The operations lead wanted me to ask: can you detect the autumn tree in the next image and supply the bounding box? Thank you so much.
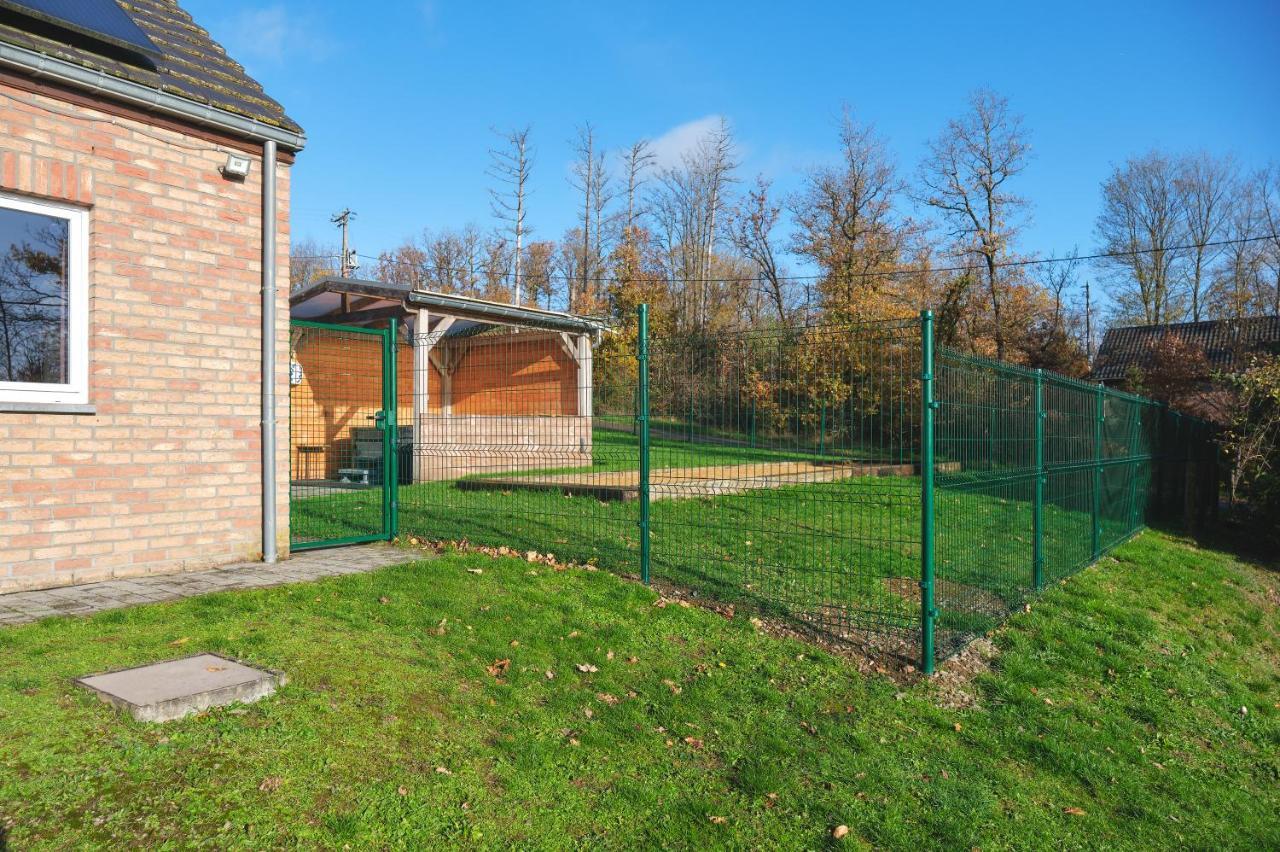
[920,89,1031,360]
[728,176,791,323]
[790,108,911,321]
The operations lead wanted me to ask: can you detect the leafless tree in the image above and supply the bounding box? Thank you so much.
[649,118,738,330]
[621,139,656,243]
[728,175,790,323]
[1094,150,1187,325]
[919,90,1030,360]
[1257,164,1280,315]
[290,237,339,292]
[1176,151,1237,321]
[488,125,534,304]
[1036,246,1081,331]
[568,124,614,312]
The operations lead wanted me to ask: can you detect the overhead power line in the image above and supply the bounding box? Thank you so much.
[290,232,1279,286]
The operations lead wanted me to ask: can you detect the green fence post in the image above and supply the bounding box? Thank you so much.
[920,310,937,675]
[384,318,399,540]
[1033,369,1045,591]
[637,304,652,585]
[819,404,826,457]
[1092,383,1103,560]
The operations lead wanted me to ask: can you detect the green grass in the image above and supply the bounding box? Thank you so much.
[1,531,1276,848]
[295,427,1144,640]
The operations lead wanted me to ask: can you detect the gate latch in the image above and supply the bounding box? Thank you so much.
[372,410,388,431]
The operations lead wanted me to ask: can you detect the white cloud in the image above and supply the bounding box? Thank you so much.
[648,115,726,171]
[221,4,333,65]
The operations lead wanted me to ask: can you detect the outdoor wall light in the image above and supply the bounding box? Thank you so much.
[221,153,252,180]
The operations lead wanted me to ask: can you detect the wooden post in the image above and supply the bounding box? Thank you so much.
[413,309,432,483]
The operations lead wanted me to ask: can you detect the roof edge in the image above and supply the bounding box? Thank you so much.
[407,288,607,334]
[0,40,305,151]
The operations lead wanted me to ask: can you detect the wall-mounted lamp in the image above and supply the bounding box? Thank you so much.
[221,153,252,181]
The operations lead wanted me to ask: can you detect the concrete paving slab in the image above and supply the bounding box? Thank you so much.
[76,653,286,723]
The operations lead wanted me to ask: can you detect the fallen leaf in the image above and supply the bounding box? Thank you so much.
[486,659,511,677]
[509,640,520,648]
[1063,806,1086,816]
[545,670,555,680]
[378,596,390,605]
[397,785,408,796]
[596,693,620,705]
[953,723,962,732]
[627,656,639,665]
[708,815,727,825]
[258,776,282,792]
[435,766,452,775]
[833,824,850,839]
[683,736,704,749]
[575,663,599,673]
[205,666,227,673]
[168,637,190,646]
[583,707,594,719]
[662,679,682,695]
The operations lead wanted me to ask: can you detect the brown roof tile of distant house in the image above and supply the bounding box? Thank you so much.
[1091,316,1280,382]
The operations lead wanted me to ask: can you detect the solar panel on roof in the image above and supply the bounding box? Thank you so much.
[0,0,160,58]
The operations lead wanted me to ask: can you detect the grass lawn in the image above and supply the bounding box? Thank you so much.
[295,425,1143,640]
[1,530,1276,848]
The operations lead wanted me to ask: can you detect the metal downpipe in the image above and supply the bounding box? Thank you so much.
[261,139,278,563]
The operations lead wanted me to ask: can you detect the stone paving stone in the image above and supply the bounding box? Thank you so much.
[0,545,416,627]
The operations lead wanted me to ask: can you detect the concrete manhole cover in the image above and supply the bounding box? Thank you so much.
[76,653,286,722]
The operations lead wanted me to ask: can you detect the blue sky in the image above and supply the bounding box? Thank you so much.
[187,0,1280,278]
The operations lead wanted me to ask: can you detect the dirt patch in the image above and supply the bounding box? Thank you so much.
[928,637,1000,709]
[883,576,1008,618]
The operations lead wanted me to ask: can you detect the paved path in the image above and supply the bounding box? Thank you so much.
[459,460,959,502]
[0,545,414,627]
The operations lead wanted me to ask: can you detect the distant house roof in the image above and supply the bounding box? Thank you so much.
[0,0,302,139]
[1092,316,1280,382]
[290,277,609,337]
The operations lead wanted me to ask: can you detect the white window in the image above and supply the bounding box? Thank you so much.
[0,192,89,406]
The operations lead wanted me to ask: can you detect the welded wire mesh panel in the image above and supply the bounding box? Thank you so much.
[394,323,639,569]
[288,323,389,548]
[644,319,923,641]
[933,352,1039,647]
[931,347,1219,657]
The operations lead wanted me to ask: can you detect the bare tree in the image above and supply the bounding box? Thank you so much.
[621,139,656,243]
[568,124,614,312]
[1212,178,1267,318]
[1094,150,1187,325]
[1176,151,1236,321]
[290,237,339,292]
[649,118,738,330]
[791,107,906,313]
[920,90,1030,360]
[729,176,790,323]
[1257,164,1280,315]
[488,125,534,304]
[1036,247,1081,331]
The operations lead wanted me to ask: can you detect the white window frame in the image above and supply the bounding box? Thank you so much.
[0,192,89,406]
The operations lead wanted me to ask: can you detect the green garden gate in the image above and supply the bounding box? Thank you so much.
[288,319,399,550]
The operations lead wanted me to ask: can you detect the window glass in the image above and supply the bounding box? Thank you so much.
[0,204,71,383]
[0,206,71,385]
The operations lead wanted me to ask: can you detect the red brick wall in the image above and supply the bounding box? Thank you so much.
[0,79,292,592]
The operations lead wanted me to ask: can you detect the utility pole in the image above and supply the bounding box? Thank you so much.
[331,208,357,278]
[1083,278,1094,364]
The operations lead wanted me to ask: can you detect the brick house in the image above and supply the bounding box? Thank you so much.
[0,1,303,591]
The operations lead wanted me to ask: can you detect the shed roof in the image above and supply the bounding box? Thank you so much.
[0,0,301,137]
[1092,316,1280,382]
[290,277,608,337]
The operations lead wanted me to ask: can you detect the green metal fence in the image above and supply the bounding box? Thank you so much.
[291,307,1219,671]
